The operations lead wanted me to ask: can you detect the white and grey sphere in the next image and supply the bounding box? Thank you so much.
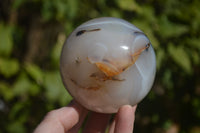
[60,17,156,113]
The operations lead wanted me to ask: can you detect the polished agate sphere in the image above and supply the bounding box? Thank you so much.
[60,17,156,113]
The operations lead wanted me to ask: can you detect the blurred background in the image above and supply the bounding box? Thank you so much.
[0,0,200,132]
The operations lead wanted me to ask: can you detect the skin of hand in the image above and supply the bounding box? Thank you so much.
[33,100,137,133]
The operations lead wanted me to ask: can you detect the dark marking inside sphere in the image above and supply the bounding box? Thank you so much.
[89,28,101,32]
[75,57,81,64]
[84,86,100,91]
[70,78,79,86]
[111,77,125,81]
[76,28,101,36]
[90,72,125,82]
[76,30,86,36]
[145,43,151,51]
[102,59,110,63]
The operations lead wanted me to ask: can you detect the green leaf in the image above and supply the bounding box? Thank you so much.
[116,0,141,12]
[162,69,173,89]
[156,48,165,70]
[0,82,14,101]
[152,114,159,123]
[44,71,72,105]
[51,33,66,67]
[12,0,26,9]
[108,9,122,18]
[7,121,26,133]
[56,0,78,20]
[29,83,40,96]
[191,51,199,65]
[168,43,192,74]
[0,23,13,56]
[41,1,54,21]
[158,16,189,38]
[163,120,173,130]
[25,63,43,84]
[138,6,156,23]
[185,38,200,65]
[67,0,78,19]
[12,73,32,96]
[42,0,79,21]
[185,38,200,50]
[0,58,19,78]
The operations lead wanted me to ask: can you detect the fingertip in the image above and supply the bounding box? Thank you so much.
[119,105,133,112]
[113,105,136,133]
[132,105,137,113]
[118,105,136,116]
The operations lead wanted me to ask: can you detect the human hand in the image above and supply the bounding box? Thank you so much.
[33,100,137,133]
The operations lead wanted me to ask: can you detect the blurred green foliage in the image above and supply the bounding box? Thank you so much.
[0,0,200,132]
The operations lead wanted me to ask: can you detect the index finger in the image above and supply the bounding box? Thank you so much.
[109,105,137,133]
